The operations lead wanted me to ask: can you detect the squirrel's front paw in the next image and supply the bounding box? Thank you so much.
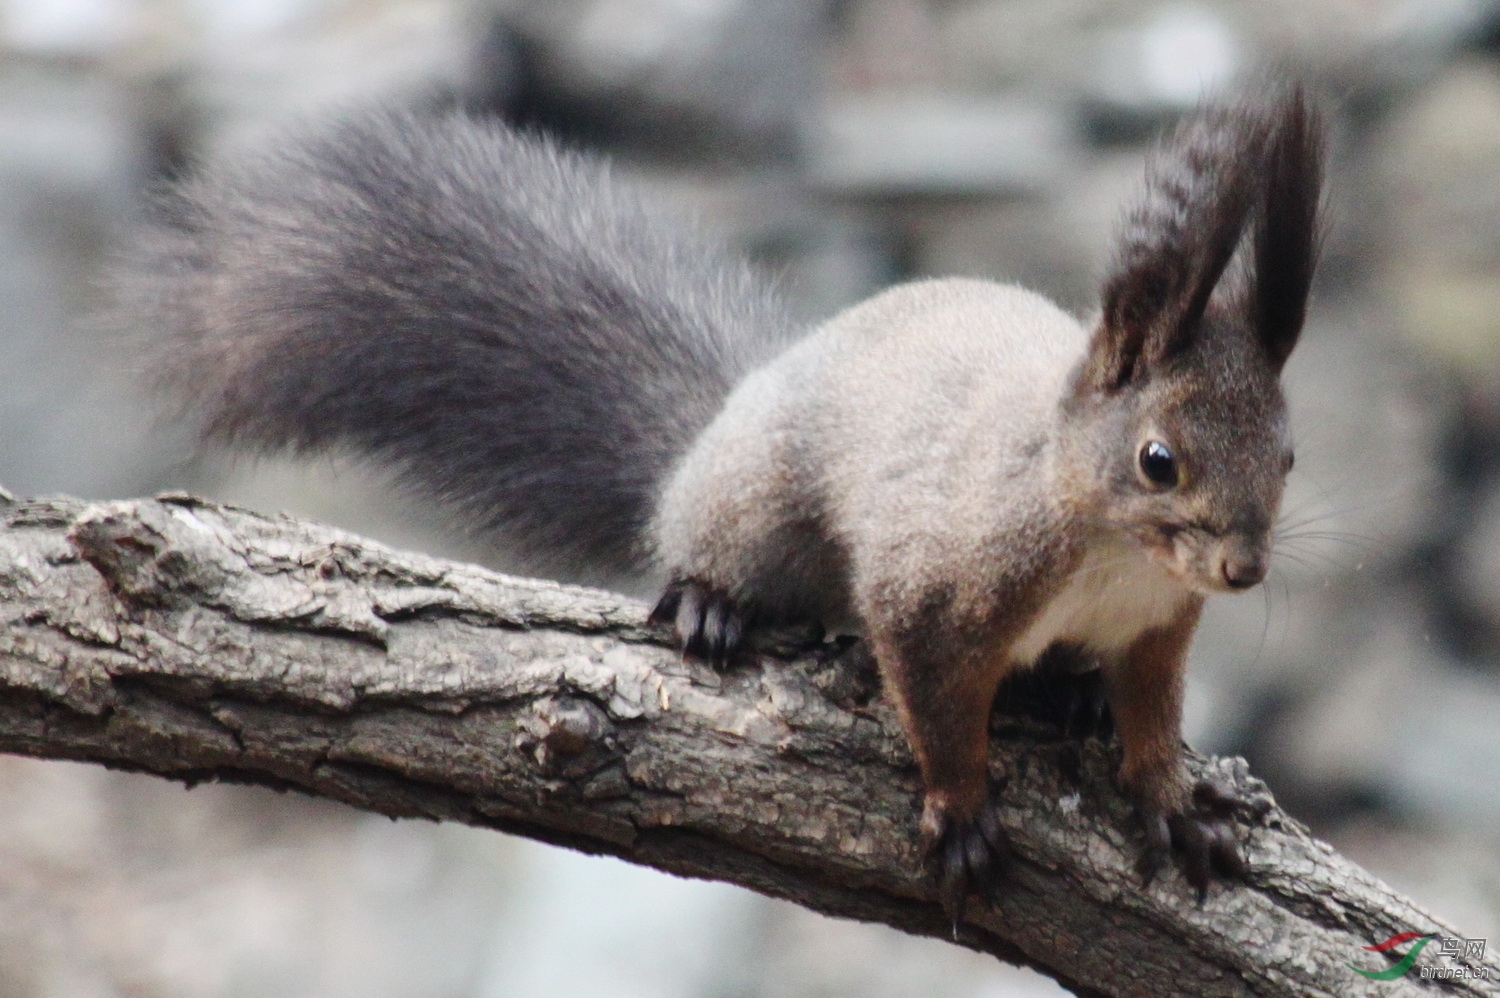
[922,793,1013,932]
[649,578,754,669]
[1135,778,1249,904]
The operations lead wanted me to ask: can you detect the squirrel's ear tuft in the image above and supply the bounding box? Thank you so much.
[1082,92,1303,394]
[1253,84,1325,373]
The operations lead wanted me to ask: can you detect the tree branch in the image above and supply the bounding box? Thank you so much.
[0,493,1492,997]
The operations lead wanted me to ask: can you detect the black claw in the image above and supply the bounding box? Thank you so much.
[1137,777,1252,902]
[674,584,706,656]
[1169,814,1211,903]
[647,579,685,625]
[1209,827,1247,880]
[653,578,755,669]
[720,611,744,664]
[1066,697,1085,737]
[977,806,1006,853]
[1093,696,1115,742]
[927,800,1014,933]
[963,831,991,882]
[1137,813,1172,887]
[701,595,728,664]
[939,834,969,930]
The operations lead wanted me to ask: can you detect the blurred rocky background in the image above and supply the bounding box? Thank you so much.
[2,0,1499,995]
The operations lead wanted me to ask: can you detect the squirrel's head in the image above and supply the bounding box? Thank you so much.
[1060,84,1324,595]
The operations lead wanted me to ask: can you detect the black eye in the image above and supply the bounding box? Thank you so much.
[1139,440,1179,488]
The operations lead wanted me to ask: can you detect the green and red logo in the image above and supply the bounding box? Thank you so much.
[1349,932,1436,980]
[1351,932,1492,982]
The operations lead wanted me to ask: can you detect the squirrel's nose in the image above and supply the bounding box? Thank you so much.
[1220,549,1268,589]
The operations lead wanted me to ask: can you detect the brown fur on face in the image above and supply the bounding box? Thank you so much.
[1058,310,1296,595]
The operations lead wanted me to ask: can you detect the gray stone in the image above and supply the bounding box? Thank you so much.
[805,92,1075,196]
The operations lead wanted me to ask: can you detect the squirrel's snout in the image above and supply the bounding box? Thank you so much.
[1219,547,1268,589]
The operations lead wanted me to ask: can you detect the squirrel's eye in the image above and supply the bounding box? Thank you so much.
[1139,440,1179,488]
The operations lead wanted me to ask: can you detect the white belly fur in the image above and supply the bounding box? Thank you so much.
[1009,540,1189,664]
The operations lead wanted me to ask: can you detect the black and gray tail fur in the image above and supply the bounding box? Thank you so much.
[116,108,795,580]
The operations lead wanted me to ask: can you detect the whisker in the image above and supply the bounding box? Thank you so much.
[1250,574,1271,668]
[1275,524,1380,547]
[1273,545,1359,573]
[1271,549,1319,572]
[1275,504,1382,540]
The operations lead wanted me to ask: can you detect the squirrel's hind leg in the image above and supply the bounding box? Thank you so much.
[1001,646,1115,742]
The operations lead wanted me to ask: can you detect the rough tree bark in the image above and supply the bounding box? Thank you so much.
[0,491,1493,998]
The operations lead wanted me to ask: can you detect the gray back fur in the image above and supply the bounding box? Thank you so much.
[113,108,796,580]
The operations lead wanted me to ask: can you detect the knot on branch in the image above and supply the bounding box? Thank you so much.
[517,696,619,778]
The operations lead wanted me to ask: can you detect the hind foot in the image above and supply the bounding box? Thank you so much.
[649,578,755,669]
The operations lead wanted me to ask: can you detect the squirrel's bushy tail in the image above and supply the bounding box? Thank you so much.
[117,108,796,580]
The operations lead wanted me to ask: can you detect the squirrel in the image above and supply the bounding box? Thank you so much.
[116,84,1324,922]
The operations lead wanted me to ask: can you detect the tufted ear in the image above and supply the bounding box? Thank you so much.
[1252,85,1325,373]
[1076,90,1327,395]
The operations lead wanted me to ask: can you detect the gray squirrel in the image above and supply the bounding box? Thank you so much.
[117,85,1324,921]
